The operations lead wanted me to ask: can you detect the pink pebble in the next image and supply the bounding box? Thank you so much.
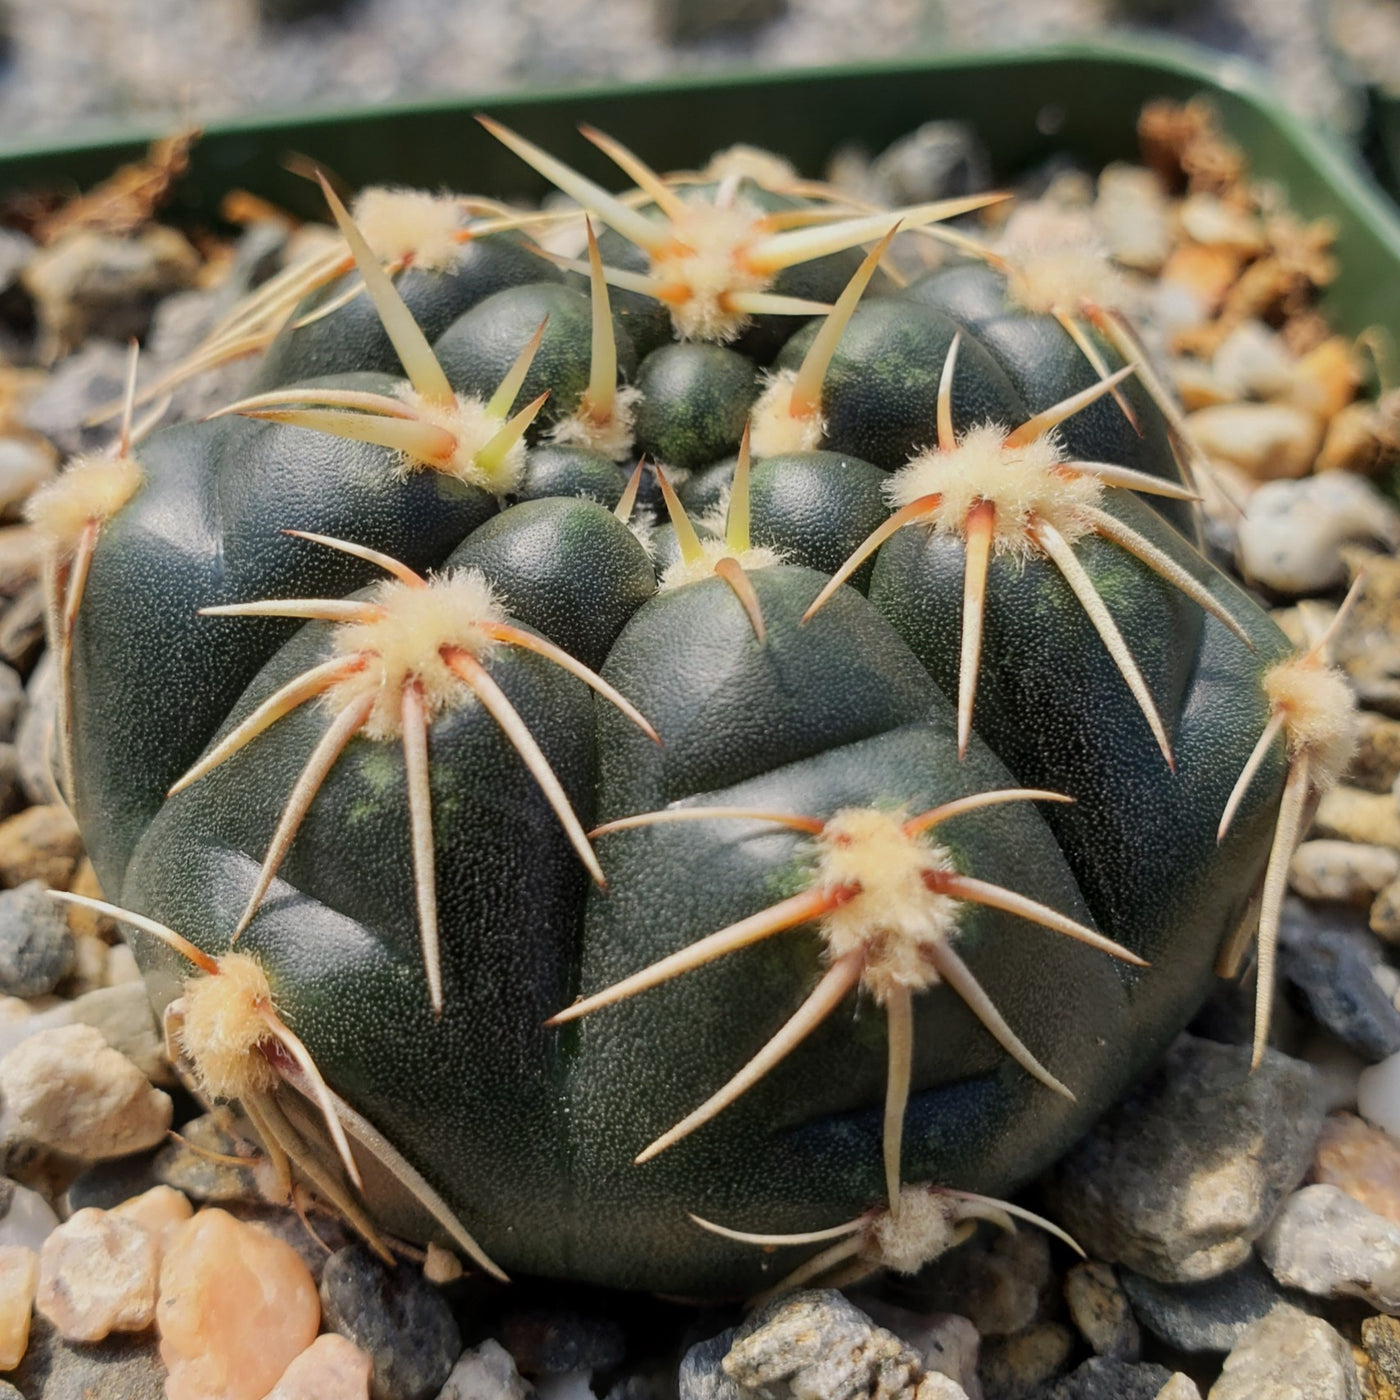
[263,1333,373,1399]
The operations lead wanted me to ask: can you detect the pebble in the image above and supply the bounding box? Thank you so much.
[22,227,200,355]
[0,1022,172,1159]
[158,1207,321,1400]
[0,661,25,740]
[1376,880,1400,940]
[0,1243,37,1368]
[8,1314,165,1399]
[22,341,138,458]
[1278,913,1400,1060]
[439,1339,536,1400]
[1154,1378,1202,1400]
[35,1206,159,1341]
[1178,194,1268,256]
[0,439,54,526]
[1258,1182,1400,1310]
[1044,1357,1175,1400]
[1044,1035,1322,1282]
[1236,472,1400,595]
[679,1329,739,1400]
[1211,321,1297,401]
[859,1301,979,1395]
[1064,1260,1139,1359]
[0,803,83,889]
[320,1242,461,1400]
[1,982,167,1081]
[0,879,73,997]
[265,1333,374,1399]
[1315,787,1400,850]
[503,1307,626,1378]
[152,1110,265,1202]
[1208,1301,1361,1400]
[1312,1112,1400,1223]
[723,1290,926,1400]
[112,1184,193,1252]
[869,122,991,205]
[0,583,48,675]
[1093,163,1172,272]
[0,747,24,825]
[0,528,42,601]
[224,1200,352,1283]
[1290,841,1400,904]
[906,1221,1051,1336]
[1361,1315,1400,1398]
[1358,1051,1400,1140]
[1188,402,1322,481]
[976,1322,1074,1400]
[0,1177,59,1250]
[14,652,60,808]
[64,1151,161,1214]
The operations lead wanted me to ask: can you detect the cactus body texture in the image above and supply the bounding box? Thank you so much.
[47,132,1337,1298]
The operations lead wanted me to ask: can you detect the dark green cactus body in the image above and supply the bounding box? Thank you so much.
[65,190,1291,1297]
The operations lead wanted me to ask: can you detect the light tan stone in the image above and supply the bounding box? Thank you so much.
[36,1207,158,1342]
[0,1244,37,1369]
[113,1185,193,1254]
[0,803,83,889]
[264,1333,372,1399]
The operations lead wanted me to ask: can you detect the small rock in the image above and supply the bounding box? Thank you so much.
[0,527,42,600]
[440,1339,536,1400]
[1376,880,1400,941]
[1064,1260,1139,1359]
[1290,841,1400,904]
[1045,1035,1323,1282]
[1259,1182,1400,1310]
[1212,321,1297,402]
[1044,1357,1175,1400]
[14,651,59,808]
[423,1241,462,1285]
[153,1110,263,1202]
[1093,163,1172,273]
[36,1206,159,1341]
[0,1176,58,1250]
[0,1022,171,1159]
[503,1308,626,1378]
[65,1150,162,1213]
[112,1184,192,1252]
[321,1242,461,1400]
[1290,338,1360,421]
[0,879,73,997]
[1159,243,1242,318]
[0,438,54,524]
[1315,787,1400,851]
[679,1329,740,1400]
[1358,1050,1400,1140]
[1278,910,1400,1060]
[906,1220,1051,1336]
[1178,194,1267,256]
[724,1290,925,1400]
[0,804,83,889]
[0,582,47,674]
[9,1314,165,1399]
[1312,1112,1400,1224]
[0,746,24,824]
[158,1207,320,1400]
[5,981,167,1082]
[22,340,136,458]
[265,1332,373,1399]
[225,1200,351,1283]
[870,122,991,205]
[1236,473,1400,595]
[1120,1255,1311,1355]
[23,226,199,355]
[859,1301,979,1394]
[1208,1301,1361,1399]
[1154,1378,1202,1400]
[976,1322,1074,1400]
[1190,402,1322,481]
[1361,1314,1400,1397]
[0,1243,37,1368]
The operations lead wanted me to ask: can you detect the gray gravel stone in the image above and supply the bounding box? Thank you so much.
[439,1339,536,1400]
[723,1290,925,1400]
[0,879,73,997]
[321,1242,462,1400]
[1044,1357,1175,1400]
[1279,910,1400,1060]
[869,122,991,204]
[7,1314,165,1399]
[975,1322,1073,1400]
[23,340,136,458]
[1044,1035,1323,1282]
[16,650,61,808]
[0,1175,58,1250]
[1257,1182,1400,1311]
[1119,1255,1312,1354]
[679,1329,741,1400]
[0,660,26,740]
[1208,1302,1361,1399]
[152,1111,263,1202]
[1064,1260,1139,1360]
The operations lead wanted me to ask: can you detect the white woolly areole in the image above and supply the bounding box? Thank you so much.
[177,954,279,1100]
[703,145,798,188]
[26,453,144,556]
[327,570,505,740]
[1264,655,1359,791]
[750,368,825,457]
[889,424,1102,555]
[546,384,643,461]
[351,187,466,272]
[813,808,960,1004]
[399,387,527,495]
[659,539,783,592]
[867,1186,962,1274]
[1004,246,1132,316]
[652,195,771,343]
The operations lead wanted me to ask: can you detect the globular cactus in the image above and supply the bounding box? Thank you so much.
[34,123,1357,1297]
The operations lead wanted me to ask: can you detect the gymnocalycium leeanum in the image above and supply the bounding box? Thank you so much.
[33,124,1357,1298]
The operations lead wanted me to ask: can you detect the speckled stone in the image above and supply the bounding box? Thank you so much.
[320,1243,461,1400]
[439,1338,536,1400]
[0,879,72,998]
[903,1223,1051,1336]
[1044,1357,1175,1400]
[35,1207,160,1341]
[1208,1302,1361,1399]
[1312,1112,1400,1225]
[0,802,83,889]
[1064,1260,1139,1359]
[1279,915,1400,1061]
[264,1332,373,1399]
[503,1307,626,1377]
[1045,1036,1323,1282]
[977,1322,1074,1400]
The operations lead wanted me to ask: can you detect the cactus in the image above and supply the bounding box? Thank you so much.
[39,124,1356,1297]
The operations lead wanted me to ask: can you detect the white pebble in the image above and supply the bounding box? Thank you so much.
[36,1207,159,1342]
